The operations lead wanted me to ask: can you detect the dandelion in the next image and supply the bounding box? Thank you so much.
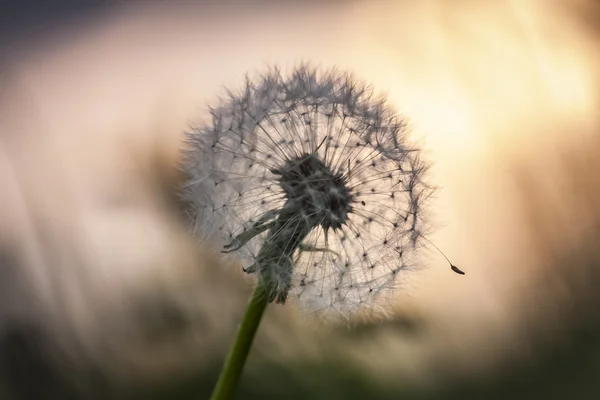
[181,65,463,399]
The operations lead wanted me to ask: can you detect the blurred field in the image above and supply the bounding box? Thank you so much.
[1,1,600,398]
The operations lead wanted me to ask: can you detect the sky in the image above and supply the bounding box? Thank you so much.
[1,0,599,388]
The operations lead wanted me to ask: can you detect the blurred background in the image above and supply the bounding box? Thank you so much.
[1,0,600,398]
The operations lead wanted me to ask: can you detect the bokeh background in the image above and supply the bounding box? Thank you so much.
[1,0,600,398]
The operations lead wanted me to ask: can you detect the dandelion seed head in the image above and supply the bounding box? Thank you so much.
[182,65,433,315]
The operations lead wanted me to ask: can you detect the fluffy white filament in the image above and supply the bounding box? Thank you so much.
[182,65,432,314]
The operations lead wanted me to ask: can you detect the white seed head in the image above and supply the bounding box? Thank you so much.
[182,65,433,315]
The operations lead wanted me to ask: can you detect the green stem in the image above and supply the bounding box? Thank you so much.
[210,281,269,400]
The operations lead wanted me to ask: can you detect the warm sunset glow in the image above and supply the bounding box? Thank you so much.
[2,1,599,395]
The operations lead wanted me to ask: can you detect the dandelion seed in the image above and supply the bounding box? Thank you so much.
[183,65,451,314]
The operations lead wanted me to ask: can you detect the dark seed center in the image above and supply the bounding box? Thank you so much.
[271,153,352,230]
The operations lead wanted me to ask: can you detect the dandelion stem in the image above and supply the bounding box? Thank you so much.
[210,281,269,400]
